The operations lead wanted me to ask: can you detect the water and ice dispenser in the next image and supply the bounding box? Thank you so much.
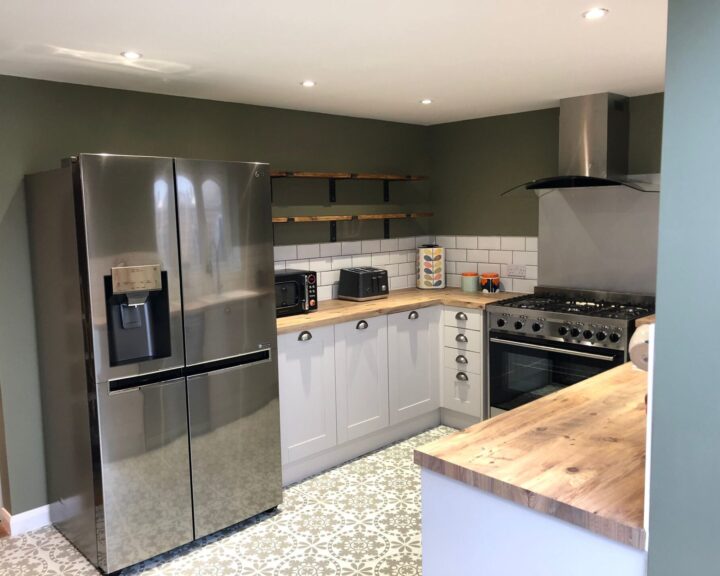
[104,264,172,365]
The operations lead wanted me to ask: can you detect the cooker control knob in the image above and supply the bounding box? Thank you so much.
[532,322,543,332]
[583,329,594,340]
[609,332,621,343]
[570,327,581,338]
[558,326,569,336]
[596,331,607,341]
[514,321,524,330]
[496,318,506,328]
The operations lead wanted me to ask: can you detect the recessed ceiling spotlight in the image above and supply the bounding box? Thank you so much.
[121,50,142,60]
[301,80,316,88]
[420,99,433,105]
[582,7,609,20]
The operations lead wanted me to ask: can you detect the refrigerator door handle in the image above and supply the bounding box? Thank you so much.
[108,367,185,394]
[184,348,272,377]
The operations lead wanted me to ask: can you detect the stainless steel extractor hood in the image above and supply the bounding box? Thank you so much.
[503,93,659,195]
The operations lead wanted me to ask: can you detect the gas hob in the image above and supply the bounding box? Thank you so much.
[485,287,655,351]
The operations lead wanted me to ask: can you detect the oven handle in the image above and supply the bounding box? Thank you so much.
[489,337,616,362]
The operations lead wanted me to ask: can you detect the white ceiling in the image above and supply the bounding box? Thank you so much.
[0,1,667,125]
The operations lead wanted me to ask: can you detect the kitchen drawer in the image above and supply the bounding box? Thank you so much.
[444,306,483,332]
[443,326,482,353]
[442,368,483,418]
[443,347,482,375]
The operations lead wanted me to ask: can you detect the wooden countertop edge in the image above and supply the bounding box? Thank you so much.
[276,288,519,334]
[277,298,444,334]
[636,314,656,327]
[413,451,646,550]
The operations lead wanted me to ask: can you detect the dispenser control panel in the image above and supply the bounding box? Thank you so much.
[111,265,162,294]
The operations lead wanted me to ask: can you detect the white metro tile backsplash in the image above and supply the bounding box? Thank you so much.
[441,236,538,293]
[273,235,539,300]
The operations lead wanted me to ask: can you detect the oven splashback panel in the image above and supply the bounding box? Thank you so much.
[538,187,659,295]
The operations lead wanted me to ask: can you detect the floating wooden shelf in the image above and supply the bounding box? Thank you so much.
[270,170,425,181]
[272,212,432,224]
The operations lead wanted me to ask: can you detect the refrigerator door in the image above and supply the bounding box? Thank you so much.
[187,352,282,538]
[78,154,185,383]
[97,375,194,573]
[174,159,277,365]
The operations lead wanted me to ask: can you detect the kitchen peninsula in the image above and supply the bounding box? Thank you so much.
[415,362,648,576]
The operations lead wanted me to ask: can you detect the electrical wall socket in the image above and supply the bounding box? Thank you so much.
[507,264,527,278]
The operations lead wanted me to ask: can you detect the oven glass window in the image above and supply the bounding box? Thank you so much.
[275,281,300,309]
[489,333,625,412]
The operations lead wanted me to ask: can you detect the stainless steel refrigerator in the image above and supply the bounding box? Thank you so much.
[26,154,282,573]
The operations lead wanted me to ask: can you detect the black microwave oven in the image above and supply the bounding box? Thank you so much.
[275,269,318,318]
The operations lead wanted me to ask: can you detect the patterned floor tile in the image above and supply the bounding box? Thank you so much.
[0,426,454,576]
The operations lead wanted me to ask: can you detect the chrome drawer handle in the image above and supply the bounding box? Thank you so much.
[455,333,468,343]
[455,311,468,321]
[408,311,419,320]
[298,331,312,342]
[356,320,368,330]
[456,372,469,382]
[455,355,468,364]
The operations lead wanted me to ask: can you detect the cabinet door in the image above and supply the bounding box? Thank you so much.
[335,316,389,443]
[278,326,337,463]
[442,368,483,417]
[388,306,441,425]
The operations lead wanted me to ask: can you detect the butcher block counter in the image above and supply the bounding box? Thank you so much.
[637,314,656,326]
[276,287,518,334]
[416,362,648,550]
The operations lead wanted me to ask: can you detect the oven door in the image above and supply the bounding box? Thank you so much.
[488,331,625,415]
[275,279,303,317]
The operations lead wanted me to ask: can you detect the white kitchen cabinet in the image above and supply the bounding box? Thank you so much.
[442,368,483,417]
[387,306,441,425]
[335,315,389,443]
[277,325,337,463]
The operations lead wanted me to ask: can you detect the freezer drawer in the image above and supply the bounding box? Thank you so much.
[97,376,193,574]
[187,351,282,539]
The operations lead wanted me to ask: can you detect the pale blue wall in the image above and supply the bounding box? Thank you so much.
[648,1,720,573]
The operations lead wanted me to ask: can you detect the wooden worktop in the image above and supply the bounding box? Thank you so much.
[275,288,518,334]
[415,362,648,550]
[637,314,656,326]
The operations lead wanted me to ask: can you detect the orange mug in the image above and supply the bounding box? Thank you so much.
[480,272,500,293]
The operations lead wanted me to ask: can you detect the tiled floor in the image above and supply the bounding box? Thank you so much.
[0,426,454,576]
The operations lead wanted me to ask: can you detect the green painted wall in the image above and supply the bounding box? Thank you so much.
[430,108,559,236]
[648,2,719,574]
[0,72,664,514]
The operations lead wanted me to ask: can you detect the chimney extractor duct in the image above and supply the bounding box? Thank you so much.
[503,93,658,195]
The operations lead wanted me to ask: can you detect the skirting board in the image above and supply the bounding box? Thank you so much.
[282,411,441,486]
[1,504,51,536]
[439,407,482,430]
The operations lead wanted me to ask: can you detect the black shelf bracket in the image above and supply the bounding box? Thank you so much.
[383,180,390,202]
[329,178,336,203]
[384,218,390,239]
[330,220,337,242]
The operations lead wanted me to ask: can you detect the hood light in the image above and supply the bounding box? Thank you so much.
[121,51,142,60]
[301,80,316,88]
[420,99,432,105]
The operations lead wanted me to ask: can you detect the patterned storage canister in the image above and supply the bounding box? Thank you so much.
[416,244,445,289]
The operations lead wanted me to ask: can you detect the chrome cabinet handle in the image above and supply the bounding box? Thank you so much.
[455,354,468,364]
[455,333,468,343]
[408,311,419,320]
[455,311,468,321]
[456,372,469,382]
[356,320,368,330]
[298,331,312,342]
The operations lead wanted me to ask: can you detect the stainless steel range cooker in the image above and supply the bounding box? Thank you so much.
[485,286,654,416]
